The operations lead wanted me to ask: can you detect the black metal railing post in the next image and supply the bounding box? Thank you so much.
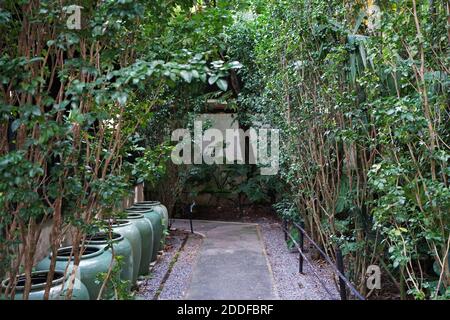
[335,248,347,300]
[283,219,288,241]
[298,222,304,274]
[189,201,195,233]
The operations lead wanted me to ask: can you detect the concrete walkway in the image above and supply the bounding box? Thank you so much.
[172,219,278,300]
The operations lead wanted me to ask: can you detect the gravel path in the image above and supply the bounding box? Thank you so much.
[158,233,203,300]
[138,218,340,300]
[136,229,187,299]
[259,220,340,300]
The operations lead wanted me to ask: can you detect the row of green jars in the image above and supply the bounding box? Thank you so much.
[3,231,134,300]
[130,201,168,252]
[106,201,168,285]
[15,232,134,300]
[1,201,168,300]
[111,200,169,281]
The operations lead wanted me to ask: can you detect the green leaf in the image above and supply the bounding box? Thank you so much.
[208,75,219,85]
[29,167,44,177]
[227,61,242,69]
[216,78,228,91]
[180,70,192,83]
[117,93,128,106]
[11,119,21,132]
[31,105,41,116]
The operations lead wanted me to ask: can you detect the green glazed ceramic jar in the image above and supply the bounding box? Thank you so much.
[36,246,112,299]
[131,201,168,251]
[1,270,89,300]
[85,232,134,288]
[133,201,168,230]
[108,220,141,284]
[126,207,162,262]
[123,213,153,276]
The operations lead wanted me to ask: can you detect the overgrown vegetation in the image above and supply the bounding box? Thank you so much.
[226,0,449,299]
[0,0,448,300]
[0,0,238,299]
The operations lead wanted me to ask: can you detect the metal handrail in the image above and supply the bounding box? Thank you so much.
[283,219,365,300]
[282,223,339,299]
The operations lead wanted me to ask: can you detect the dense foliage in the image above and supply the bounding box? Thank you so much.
[226,0,449,299]
[0,0,448,300]
[0,0,239,299]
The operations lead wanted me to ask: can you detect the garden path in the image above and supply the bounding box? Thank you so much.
[172,220,278,300]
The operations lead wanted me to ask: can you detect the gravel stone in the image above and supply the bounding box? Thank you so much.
[136,229,187,299]
[259,221,340,300]
[137,219,340,300]
[158,234,203,300]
